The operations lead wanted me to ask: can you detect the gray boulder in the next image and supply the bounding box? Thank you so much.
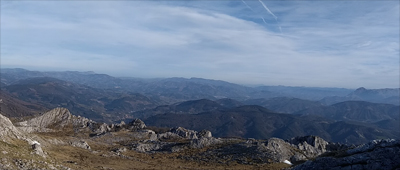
[264,138,300,163]
[131,141,169,152]
[190,137,222,149]
[292,139,400,170]
[70,140,91,150]
[93,123,112,135]
[157,127,200,141]
[30,141,45,157]
[157,132,181,140]
[170,127,198,139]
[198,130,212,138]
[287,136,329,158]
[128,119,146,130]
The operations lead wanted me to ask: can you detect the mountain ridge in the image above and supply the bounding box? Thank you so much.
[294,100,399,123]
[144,105,397,144]
[3,68,398,106]
[1,77,160,123]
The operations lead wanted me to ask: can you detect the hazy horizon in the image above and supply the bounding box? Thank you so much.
[1,1,399,89]
[4,67,400,90]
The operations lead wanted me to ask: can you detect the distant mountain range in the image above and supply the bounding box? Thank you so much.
[144,105,397,144]
[253,86,353,100]
[294,101,399,123]
[1,68,399,144]
[2,68,398,105]
[1,77,160,122]
[0,90,47,119]
[244,97,323,113]
[131,99,226,119]
[321,87,400,105]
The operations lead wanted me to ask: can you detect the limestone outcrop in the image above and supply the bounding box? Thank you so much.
[70,140,91,150]
[292,139,400,170]
[127,127,220,153]
[189,137,222,149]
[15,107,96,133]
[0,113,25,142]
[30,141,45,157]
[128,118,146,130]
[2,108,399,169]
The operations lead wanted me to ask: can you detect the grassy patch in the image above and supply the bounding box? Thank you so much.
[0,139,50,169]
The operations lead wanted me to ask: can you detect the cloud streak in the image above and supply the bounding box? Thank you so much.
[257,0,281,33]
[258,0,277,20]
[260,17,267,24]
[241,0,253,12]
[1,1,398,88]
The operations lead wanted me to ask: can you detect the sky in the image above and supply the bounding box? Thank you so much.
[1,1,399,88]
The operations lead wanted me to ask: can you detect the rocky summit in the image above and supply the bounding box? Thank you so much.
[15,107,96,133]
[0,107,399,170]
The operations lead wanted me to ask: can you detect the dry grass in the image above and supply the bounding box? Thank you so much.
[45,143,290,170]
[38,132,291,170]
[1,128,291,170]
[0,139,50,169]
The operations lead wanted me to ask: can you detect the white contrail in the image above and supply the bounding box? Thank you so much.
[258,0,282,33]
[242,0,282,33]
[241,0,268,25]
[258,0,278,20]
[241,0,254,11]
[261,17,267,24]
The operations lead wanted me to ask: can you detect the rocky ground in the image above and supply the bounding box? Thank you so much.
[293,139,400,170]
[1,107,399,170]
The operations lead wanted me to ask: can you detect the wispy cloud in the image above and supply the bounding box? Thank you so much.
[1,1,398,88]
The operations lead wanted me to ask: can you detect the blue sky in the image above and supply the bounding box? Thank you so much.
[1,1,399,88]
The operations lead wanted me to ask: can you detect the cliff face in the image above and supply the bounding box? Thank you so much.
[0,114,25,142]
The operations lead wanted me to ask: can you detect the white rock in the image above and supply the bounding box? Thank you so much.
[283,160,293,165]
[0,114,26,142]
